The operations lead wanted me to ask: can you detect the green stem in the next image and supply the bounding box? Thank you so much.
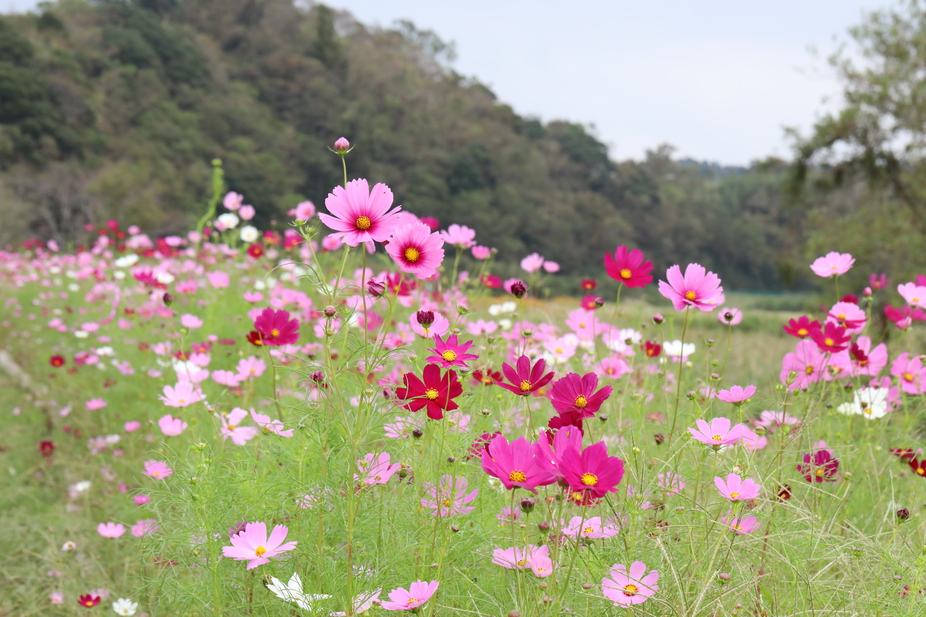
[666,307,691,449]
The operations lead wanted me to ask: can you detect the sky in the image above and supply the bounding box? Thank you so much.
[6,0,896,165]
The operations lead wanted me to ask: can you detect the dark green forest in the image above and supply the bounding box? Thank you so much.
[2,0,926,290]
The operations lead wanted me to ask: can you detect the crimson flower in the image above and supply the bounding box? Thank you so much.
[559,441,625,503]
[245,330,264,347]
[810,322,850,353]
[909,459,926,478]
[604,246,653,288]
[581,279,597,290]
[471,368,502,387]
[246,243,265,259]
[253,308,299,346]
[885,305,926,325]
[797,450,839,483]
[396,364,462,420]
[39,441,55,457]
[783,316,821,339]
[581,294,604,310]
[549,372,612,419]
[49,355,65,367]
[498,355,555,396]
[642,341,661,358]
[481,274,502,289]
[78,594,101,608]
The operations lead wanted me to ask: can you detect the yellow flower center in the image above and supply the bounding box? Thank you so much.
[442,498,453,507]
[509,470,527,483]
[517,558,527,566]
[838,313,846,320]
[729,492,740,499]
[917,468,925,476]
[620,268,632,279]
[404,247,420,263]
[824,338,835,347]
[580,472,598,486]
[623,584,638,596]
[684,290,697,301]
[583,526,595,535]
[904,372,914,382]
[254,546,267,557]
[228,424,236,430]
[575,395,588,408]
[519,380,532,392]
[805,366,814,375]
[815,468,825,476]
[406,598,419,606]
[425,388,439,400]
[355,216,372,230]
[441,350,457,362]
[711,434,722,441]
[797,328,808,336]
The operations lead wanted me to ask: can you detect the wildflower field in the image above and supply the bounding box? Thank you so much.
[3,146,926,617]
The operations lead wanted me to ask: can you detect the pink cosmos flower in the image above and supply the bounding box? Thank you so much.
[254,308,299,346]
[426,334,479,368]
[440,224,476,248]
[602,561,659,606]
[714,473,761,501]
[716,384,756,405]
[492,544,549,569]
[134,494,150,506]
[420,475,478,517]
[97,522,126,538]
[498,355,555,396]
[385,222,445,279]
[657,472,685,494]
[688,417,748,446]
[355,452,401,485]
[224,191,243,211]
[891,352,926,395]
[236,356,267,380]
[530,553,556,577]
[180,314,203,329]
[549,372,613,419]
[722,514,760,534]
[534,426,584,479]
[239,205,255,220]
[481,434,556,493]
[49,592,64,605]
[658,263,724,311]
[756,410,800,431]
[562,516,620,539]
[249,410,294,437]
[288,200,316,220]
[542,261,560,273]
[124,421,141,432]
[318,179,401,246]
[159,382,204,408]
[717,307,743,325]
[597,356,630,379]
[212,370,241,387]
[380,580,438,612]
[158,414,188,437]
[220,408,260,445]
[143,460,172,479]
[520,252,545,273]
[471,245,492,260]
[559,441,626,503]
[780,339,827,391]
[898,282,926,309]
[222,521,298,570]
[810,251,854,277]
[604,246,654,288]
[825,301,866,334]
[131,519,158,537]
[86,398,107,411]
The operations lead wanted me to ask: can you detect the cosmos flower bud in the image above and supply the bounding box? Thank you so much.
[324,305,337,317]
[333,137,351,153]
[537,521,550,531]
[654,433,665,445]
[863,286,873,297]
[592,296,605,308]
[653,313,664,324]
[509,280,528,299]
[897,508,911,521]
[416,310,435,326]
[367,278,385,297]
[519,497,535,513]
[163,292,174,306]
[412,428,424,439]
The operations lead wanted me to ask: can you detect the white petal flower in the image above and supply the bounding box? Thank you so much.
[266,572,331,610]
[112,598,138,615]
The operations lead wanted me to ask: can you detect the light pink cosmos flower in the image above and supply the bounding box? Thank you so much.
[542,260,560,273]
[656,472,685,494]
[440,224,476,248]
[354,452,401,485]
[385,222,445,279]
[143,460,172,479]
[689,417,748,446]
[222,522,298,570]
[97,522,126,538]
[235,356,267,380]
[756,410,800,431]
[318,179,401,246]
[714,473,761,501]
[159,382,204,408]
[561,516,620,539]
[897,282,926,309]
[224,191,243,211]
[716,384,756,405]
[49,592,64,605]
[131,519,158,537]
[220,408,260,445]
[722,514,760,534]
[520,252,545,273]
[658,263,724,312]
[380,580,439,611]
[180,314,203,329]
[741,429,768,451]
[239,205,255,220]
[809,252,854,278]
[290,200,316,220]
[158,414,188,437]
[780,339,827,391]
[86,398,107,411]
[471,245,492,260]
[134,494,150,506]
[420,475,478,517]
[492,545,550,569]
[530,553,556,577]
[717,306,743,325]
[250,410,294,437]
[603,561,659,606]
[212,370,241,387]
[891,353,926,394]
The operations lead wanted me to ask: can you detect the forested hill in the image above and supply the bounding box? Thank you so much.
[0,0,807,289]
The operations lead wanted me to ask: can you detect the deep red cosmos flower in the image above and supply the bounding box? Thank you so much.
[810,322,850,353]
[603,246,653,288]
[253,308,299,346]
[396,364,463,420]
[77,594,101,608]
[481,274,502,289]
[885,305,926,325]
[246,243,265,259]
[783,316,822,339]
[498,355,555,396]
[49,355,65,368]
[245,331,264,347]
[890,448,917,460]
[909,459,926,478]
[642,341,661,358]
[549,372,612,419]
[581,279,597,290]
[471,368,503,387]
[39,441,55,457]
[558,441,625,502]
[797,450,839,483]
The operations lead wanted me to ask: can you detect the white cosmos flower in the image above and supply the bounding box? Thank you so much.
[838,387,889,419]
[112,598,138,615]
[239,225,259,243]
[215,212,240,231]
[488,301,517,316]
[267,572,331,610]
[663,340,696,359]
[114,254,139,268]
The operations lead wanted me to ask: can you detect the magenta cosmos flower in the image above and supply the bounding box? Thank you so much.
[253,308,299,346]
[425,334,479,368]
[717,307,743,325]
[481,434,556,493]
[688,417,748,446]
[395,364,463,420]
[559,441,625,502]
[809,251,854,278]
[602,561,659,606]
[716,384,756,405]
[498,355,555,396]
[143,459,173,479]
[658,263,724,311]
[380,580,439,611]
[549,372,612,419]
[222,522,297,570]
[798,449,839,482]
[603,246,653,288]
[714,473,761,501]
[420,475,478,517]
[318,179,401,246]
[385,222,445,279]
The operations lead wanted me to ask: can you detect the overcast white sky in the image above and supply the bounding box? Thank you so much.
[7,0,895,165]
